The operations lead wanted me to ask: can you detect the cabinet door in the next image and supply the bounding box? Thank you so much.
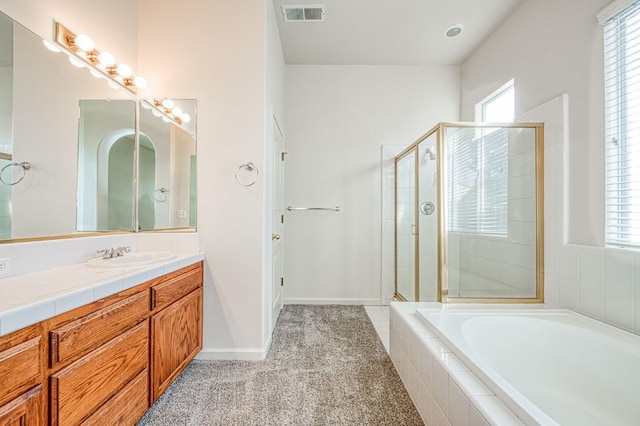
[150,288,202,402]
[0,385,42,426]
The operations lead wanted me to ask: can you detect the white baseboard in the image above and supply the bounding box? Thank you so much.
[196,347,268,361]
[283,298,382,305]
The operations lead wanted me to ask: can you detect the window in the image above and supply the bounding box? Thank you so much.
[603,1,640,247]
[447,81,514,236]
[476,79,515,123]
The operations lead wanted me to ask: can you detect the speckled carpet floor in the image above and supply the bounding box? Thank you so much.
[137,305,423,426]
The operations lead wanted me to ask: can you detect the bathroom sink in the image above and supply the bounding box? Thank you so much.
[86,251,177,268]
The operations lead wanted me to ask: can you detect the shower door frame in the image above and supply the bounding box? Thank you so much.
[394,122,545,304]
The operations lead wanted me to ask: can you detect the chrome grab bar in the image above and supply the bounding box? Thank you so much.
[286,206,340,212]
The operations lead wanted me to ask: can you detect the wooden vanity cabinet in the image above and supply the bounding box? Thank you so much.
[0,261,203,425]
[150,263,203,403]
[0,324,45,426]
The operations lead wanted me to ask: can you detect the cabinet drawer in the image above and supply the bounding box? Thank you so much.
[50,321,148,426]
[0,385,42,426]
[50,291,148,367]
[0,336,41,406]
[151,263,202,311]
[81,369,148,426]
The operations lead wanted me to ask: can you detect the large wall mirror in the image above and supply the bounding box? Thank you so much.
[0,9,197,242]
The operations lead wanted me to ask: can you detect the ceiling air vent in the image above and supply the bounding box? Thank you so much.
[281,5,325,22]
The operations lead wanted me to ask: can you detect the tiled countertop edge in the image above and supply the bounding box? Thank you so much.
[0,252,204,336]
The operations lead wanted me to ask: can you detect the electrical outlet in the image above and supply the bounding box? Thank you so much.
[177,210,187,219]
[0,257,12,277]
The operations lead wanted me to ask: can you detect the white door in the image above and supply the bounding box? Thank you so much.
[271,116,285,329]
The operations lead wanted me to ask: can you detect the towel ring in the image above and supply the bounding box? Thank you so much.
[155,187,169,202]
[234,162,259,187]
[0,162,31,186]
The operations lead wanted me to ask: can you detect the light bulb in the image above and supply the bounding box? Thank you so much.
[68,56,85,68]
[152,109,162,117]
[141,102,152,110]
[116,63,132,78]
[74,34,95,52]
[171,107,183,117]
[162,116,171,123]
[181,113,191,123]
[114,75,124,84]
[133,76,147,89]
[97,51,115,67]
[42,40,61,53]
[108,81,120,90]
[161,99,174,109]
[90,69,103,79]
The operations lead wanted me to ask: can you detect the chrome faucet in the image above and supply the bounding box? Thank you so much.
[96,246,132,259]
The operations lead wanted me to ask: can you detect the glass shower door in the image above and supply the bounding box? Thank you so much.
[395,150,416,301]
[418,136,438,301]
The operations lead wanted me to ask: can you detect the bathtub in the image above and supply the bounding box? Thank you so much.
[416,308,640,426]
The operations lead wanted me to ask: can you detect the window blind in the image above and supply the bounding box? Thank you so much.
[447,127,509,235]
[604,1,640,247]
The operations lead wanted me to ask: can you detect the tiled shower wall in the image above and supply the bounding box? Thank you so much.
[522,94,640,335]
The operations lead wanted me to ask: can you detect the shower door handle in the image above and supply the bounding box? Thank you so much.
[272,233,281,241]
[410,225,417,235]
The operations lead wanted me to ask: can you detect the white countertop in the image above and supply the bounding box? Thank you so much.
[0,252,204,337]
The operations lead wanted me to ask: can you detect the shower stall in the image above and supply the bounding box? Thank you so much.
[395,122,544,303]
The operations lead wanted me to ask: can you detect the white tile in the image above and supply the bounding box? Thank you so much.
[93,278,124,300]
[469,404,491,426]
[604,249,634,292]
[604,287,634,331]
[448,378,470,426]
[435,352,470,372]
[432,359,449,417]
[557,277,579,310]
[53,286,95,314]
[544,273,558,307]
[557,246,579,280]
[418,383,434,425]
[420,343,433,390]
[578,282,604,320]
[579,247,604,286]
[426,337,452,355]
[409,328,422,368]
[451,372,493,396]
[471,396,524,426]
[432,402,452,426]
[1,299,55,335]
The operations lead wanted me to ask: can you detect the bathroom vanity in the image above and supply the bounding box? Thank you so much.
[0,260,203,425]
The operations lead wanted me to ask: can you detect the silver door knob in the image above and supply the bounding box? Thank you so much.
[272,233,281,240]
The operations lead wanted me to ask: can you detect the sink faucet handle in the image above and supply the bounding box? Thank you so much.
[96,248,114,259]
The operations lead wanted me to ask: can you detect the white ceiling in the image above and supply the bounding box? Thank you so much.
[274,0,523,65]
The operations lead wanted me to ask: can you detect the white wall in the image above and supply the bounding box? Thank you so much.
[138,0,284,359]
[461,0,610,246]
[284,65,459,304]
[0,0,138,69]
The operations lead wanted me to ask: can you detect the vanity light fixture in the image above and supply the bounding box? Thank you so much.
[150,99,193,125]
[54,22,147,93]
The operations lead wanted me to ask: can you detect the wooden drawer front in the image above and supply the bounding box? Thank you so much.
[0,337,41,406]
[151,265,202,311]
[151,288,202,402]
[0,385,42,426]
[81,369,148,426]
[50,321,148,426]
[50,291,148,367]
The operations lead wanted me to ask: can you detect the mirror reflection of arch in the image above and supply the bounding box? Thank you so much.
[76,99,196,233]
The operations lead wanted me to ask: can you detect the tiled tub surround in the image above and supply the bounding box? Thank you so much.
[391,302,640,426]
[391,302,528,426]
[0,232,201,336]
